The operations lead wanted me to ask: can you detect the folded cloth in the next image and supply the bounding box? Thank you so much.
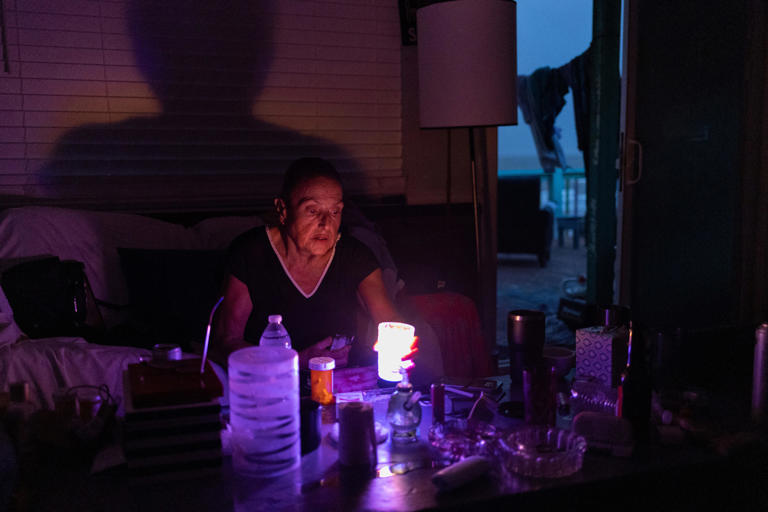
[334,365,378,393]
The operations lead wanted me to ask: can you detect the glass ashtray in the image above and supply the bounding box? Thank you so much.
[428,419,499,463]
[497,426,587,478]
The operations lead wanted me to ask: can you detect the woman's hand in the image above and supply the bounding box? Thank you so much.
[299,336,352,370]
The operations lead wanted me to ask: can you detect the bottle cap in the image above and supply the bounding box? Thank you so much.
[268,314,283,324]
[597,305,630,327]
[309,356,335,371]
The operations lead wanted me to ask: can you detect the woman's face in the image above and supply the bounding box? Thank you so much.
[281,176,344,257]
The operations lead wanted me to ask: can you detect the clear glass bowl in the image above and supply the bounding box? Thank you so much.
[428,419,500,463]
[497,426,587,478]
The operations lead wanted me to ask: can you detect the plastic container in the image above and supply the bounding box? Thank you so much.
[259,314,292,348]
[309,356,335,405]
[228,346,300,477]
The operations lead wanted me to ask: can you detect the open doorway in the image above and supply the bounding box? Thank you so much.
[496,0,592,359]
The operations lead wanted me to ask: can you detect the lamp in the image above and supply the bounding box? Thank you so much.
[374,322,417,383]
[417,0,517,129]
[417,0,517,353]
[417,0,517,271]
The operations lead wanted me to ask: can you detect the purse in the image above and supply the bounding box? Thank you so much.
[1,256,103,340]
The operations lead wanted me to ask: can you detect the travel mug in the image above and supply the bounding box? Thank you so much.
[507,310,546,384]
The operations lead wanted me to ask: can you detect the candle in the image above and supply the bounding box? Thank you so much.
[374,322,416,383]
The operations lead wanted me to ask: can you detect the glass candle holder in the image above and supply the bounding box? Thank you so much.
[375,322,416,383]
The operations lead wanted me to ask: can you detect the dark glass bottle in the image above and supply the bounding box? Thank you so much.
[618,322,652,441]
[597,305,631,388]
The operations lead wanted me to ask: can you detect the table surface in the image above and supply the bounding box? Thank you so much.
[17,380,768,512]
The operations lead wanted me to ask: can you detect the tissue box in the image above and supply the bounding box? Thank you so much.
[575,326,628,388]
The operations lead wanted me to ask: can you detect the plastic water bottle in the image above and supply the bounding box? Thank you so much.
[259,314,291,348]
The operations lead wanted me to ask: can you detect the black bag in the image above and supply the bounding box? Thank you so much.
[1,257,103,340]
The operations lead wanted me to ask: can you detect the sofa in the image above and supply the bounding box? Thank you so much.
[0,206,267,411]
[0,205,495,413]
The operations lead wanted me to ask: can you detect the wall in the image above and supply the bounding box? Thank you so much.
[0,0,491,347]
[0,0,406,211]
[400,46,474,205]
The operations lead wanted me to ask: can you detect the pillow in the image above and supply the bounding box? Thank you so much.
[0,206,201,328]
[192,215,264,250]
[0,282,25,347]
[117,249,227,351]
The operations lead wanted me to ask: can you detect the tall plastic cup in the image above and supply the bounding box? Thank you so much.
[228,346,300,477]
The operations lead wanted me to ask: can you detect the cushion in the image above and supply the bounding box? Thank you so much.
[0,207,264,330]
[0,283,25,347]
[0,337,228,413]
[0,207,201,328]
[118,248,227,351]
[192,214,264,249]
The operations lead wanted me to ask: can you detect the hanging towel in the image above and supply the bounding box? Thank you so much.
[560,46,592,174]
[517,67,570,173]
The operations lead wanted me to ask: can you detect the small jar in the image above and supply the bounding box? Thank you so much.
[76,388,102,422]
[309,357,335,405]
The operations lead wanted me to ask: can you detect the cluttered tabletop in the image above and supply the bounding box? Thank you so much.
[9,372,768,512]
[6,319,768,512]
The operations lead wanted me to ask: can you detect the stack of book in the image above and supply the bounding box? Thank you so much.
[122,359,224,480]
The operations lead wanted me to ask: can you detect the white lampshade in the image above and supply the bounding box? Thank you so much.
[417,0,518,128]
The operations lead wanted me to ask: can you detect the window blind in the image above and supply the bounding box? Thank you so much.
[0,0,403,210]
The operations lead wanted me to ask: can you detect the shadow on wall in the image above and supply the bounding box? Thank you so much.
[40,0,355,198]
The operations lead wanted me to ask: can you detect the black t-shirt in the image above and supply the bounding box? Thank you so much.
[227,226,379,351]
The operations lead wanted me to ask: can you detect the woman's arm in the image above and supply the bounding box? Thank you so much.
[358,268,403,325]
[210,274,253,366]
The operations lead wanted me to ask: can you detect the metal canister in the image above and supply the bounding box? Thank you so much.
[751,323,768,424]
[507,310,546,384]
[152,343,182,362]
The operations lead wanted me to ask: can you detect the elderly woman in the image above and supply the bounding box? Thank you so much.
[213,157,426,375]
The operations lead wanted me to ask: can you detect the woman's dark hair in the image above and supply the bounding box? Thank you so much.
[280,157,343,202]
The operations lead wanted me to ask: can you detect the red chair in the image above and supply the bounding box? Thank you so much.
[400,292,495,378]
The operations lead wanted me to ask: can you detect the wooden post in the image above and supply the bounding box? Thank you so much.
[586,0,621,305]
